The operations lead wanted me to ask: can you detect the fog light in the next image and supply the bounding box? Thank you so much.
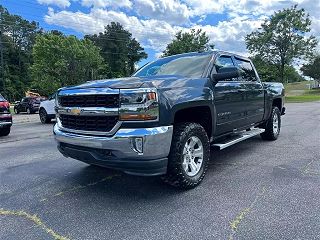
[132,137,144,154]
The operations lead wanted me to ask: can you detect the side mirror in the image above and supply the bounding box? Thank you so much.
[212,67,240,81]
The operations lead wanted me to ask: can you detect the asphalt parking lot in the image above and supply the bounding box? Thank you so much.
[0,102,319,240]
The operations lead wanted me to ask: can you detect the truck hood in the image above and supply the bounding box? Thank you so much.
[62,75,203,90]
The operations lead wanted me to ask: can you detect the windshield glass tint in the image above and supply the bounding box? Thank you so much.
[0,94,5,101]
[134,53,212,78]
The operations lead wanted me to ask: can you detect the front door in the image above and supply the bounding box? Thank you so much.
[213,55,248,135]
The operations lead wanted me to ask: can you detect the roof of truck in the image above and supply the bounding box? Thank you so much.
[161,50,251,62]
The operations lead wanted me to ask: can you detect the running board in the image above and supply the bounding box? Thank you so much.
[212,128,265,150]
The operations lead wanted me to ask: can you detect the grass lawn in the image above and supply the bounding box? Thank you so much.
[285,89,320,103]
[284,81,320,103]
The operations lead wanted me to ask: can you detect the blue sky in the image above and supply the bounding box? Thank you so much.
[4,0,320,66]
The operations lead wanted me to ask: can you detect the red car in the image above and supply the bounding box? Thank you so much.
[0,93,12,136]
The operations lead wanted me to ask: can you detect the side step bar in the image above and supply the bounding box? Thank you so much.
[212,128,265,150]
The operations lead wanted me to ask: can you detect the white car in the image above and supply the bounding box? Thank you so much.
[39,93,56,123]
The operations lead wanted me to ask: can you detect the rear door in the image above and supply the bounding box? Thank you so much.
[213,55,248,135]
[47,94,56,115]
[20,98,28,112]
[233,57,265,125]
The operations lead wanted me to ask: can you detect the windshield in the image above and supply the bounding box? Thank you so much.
[0,94,5,101]
[134,53,212,78]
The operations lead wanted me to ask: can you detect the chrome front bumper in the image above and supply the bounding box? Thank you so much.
[54,124,173,175]
[0,122,12,127]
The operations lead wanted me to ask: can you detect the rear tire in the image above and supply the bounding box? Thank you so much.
[0,127,11,136]
[162,122,210,189]
[260,106,281,141]
[26,108,31,114]
[39,108,51,123]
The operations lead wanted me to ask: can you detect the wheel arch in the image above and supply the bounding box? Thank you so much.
[171,103,216,140]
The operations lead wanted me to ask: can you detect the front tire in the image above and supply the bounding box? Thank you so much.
[39,108,51,123]
[162,122,210,189]
[260,106,281,141]
[0,126,11,136]
[26,108,31,114]
[14,108,19,114]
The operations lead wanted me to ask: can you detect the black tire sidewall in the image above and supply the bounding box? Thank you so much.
[39,109,47,123]
[262,106,281,140]
[178,126,209,183]
[0,127,10,136]
[165,122,210,188]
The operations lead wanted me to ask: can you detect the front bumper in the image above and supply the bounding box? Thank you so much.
[0,114,12,128]
[54,124,173,176]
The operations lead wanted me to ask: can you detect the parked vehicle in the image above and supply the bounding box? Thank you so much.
[14,97,40,114]
[39,93,56,123]
[54,50,285,189]
[0,94,12,136]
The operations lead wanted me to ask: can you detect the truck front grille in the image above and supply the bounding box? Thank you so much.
[59,94,119,108]
[59,115,118,132]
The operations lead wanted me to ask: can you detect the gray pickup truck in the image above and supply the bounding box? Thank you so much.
[54,50,285,189]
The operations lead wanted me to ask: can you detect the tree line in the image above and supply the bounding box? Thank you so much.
[0,4,319,102]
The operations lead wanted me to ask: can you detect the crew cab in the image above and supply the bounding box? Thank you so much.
[54,51,285,189]
[0,93,12,136]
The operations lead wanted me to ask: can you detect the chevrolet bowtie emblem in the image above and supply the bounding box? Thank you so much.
[70,108,81,115]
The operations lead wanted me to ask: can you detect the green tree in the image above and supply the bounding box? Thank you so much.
[31,33,106,95]
[0,5,41,101]
[163,29,213,57]
[245,5,317,83]
[85,22,147,78]
[301,55,320,87]
[251,55,304,83]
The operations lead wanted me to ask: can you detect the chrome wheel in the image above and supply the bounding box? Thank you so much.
[273,113,279,135]
[182,136,204,177]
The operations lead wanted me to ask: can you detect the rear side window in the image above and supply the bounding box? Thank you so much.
[215,56,234,72]
[234,58,257,82]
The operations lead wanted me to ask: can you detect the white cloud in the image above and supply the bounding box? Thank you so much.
[45,8,181,51]
[133,0,190,24]
[37,0,71,8]
[81,0,133,9]
[43,0,320,58]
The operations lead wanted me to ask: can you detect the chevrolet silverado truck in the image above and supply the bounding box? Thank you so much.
[54,51,285,189]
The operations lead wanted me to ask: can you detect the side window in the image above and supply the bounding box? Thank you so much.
[215,56,234,72]
[234,58,257,82]
[214,55,236,81]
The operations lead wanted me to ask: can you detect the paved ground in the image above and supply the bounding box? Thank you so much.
[0,102,319,240]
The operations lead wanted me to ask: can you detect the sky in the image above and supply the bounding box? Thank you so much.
[3,0,320,66]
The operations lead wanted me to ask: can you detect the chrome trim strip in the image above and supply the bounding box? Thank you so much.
[58,88,120,96]
[56,118,122,136]
[0,121,12,126]
[56,107,118,116]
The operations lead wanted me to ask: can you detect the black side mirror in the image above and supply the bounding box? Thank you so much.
[212,67,240,81]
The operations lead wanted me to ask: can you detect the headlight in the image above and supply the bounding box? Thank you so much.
[119,89,159,121]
